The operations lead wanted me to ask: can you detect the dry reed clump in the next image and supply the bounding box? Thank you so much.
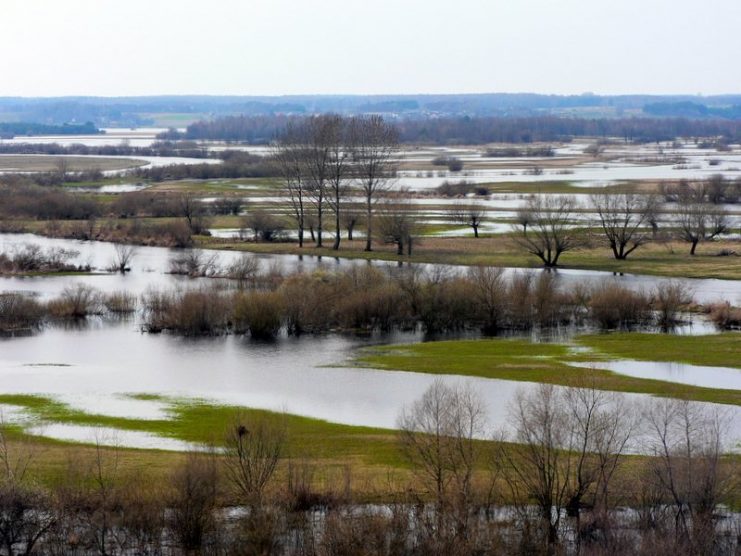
[705,302,741,329]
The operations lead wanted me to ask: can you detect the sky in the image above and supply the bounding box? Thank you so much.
[1,0,739,97]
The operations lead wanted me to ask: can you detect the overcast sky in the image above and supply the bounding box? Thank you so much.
[1,0,739,97]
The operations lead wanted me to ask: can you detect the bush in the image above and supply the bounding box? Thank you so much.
[46,285,102,318]
[0,293,44,332]
[588,284,651,329]
[232,291,284,339]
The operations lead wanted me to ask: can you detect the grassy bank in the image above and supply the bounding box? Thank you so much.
[354,333,741,405]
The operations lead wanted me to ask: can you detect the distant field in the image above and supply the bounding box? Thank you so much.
[0,154,147,172]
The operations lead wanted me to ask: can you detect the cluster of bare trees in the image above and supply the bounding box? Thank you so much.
[274,114,399,251]
[512,183,732,266]
[398,380,739,555]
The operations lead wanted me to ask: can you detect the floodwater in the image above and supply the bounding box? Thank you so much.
[1,322,741,452]
[1,233,740,451]
[572,360,741,390]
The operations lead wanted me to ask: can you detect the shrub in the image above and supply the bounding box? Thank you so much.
[47,285,102,318]
[232,291,284,339]
[588,283,651,329]
[0,293,44,331]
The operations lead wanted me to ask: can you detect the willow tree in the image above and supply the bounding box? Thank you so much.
[591,192,658,259]
[514,195,579,267]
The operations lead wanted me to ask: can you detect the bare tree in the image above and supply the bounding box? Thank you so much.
[224,413,286,506]
[398,380,487,535]
[514,195,579,267]
[325,116,351,250]
[498,384,571,548]
[110,244,135,273]
[350,115,399,252]
[274,123,309,247]
[467,266,507,333]
[676,201,729,255]
[642,399,734,550]
[498,382,634,551]
[302,115,341,248]
[377,195,417,256]
[450,202,486,238]
[590,193,658,259]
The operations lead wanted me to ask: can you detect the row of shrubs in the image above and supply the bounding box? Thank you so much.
[4,266,733,337]
[0,244,87,275]
[141,266,701,337]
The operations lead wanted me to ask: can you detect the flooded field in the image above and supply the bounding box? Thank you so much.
[0,233,740,451]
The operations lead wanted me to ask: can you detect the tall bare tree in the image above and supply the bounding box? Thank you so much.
[514,195,578,267]
[325,116,351,250]
[350,115,399,252]
[398,380,486,535]
[590,192,658,259]
[642,399,734,550]
[301,115,339,248]
[274,121,309,247]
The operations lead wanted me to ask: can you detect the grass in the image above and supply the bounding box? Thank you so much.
[0,395,402,467]
[577,332,741,368]
[354,334,741,406]
[0,394,409,496]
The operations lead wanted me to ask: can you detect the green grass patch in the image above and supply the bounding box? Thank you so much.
[577,332,741,368]
[0,395,402,467]
[354,336,741,406]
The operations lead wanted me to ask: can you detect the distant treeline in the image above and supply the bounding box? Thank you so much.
[0,121,99,138]
[160,114,294,143]
[0,140,214,158]
[168,115,741,145]
[644,101,741,119]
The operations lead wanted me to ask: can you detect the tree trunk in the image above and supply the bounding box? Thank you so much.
[316,203,323,247]
[332,210,341,250]
[365,198,373,252]
[473,225,479,238]
[690,240,698,255]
